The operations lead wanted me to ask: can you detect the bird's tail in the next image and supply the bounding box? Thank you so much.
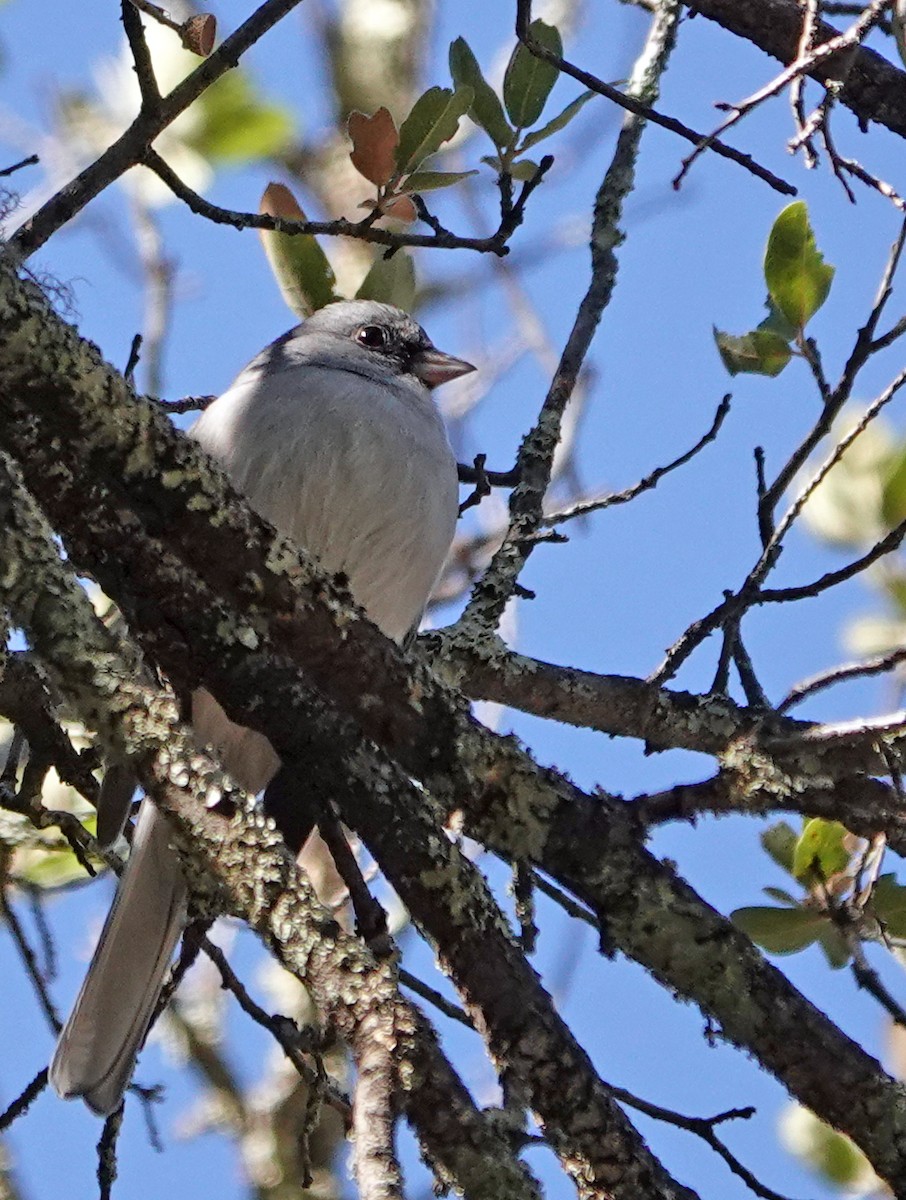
[50,800,187,1115]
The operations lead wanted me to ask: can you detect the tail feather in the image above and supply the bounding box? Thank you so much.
[50,801,187,1115]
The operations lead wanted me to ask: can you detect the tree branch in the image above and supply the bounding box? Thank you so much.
[3,257,906,1187]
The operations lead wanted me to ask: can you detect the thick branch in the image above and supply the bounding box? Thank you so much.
[3,257,906,1185]
[0,454,541,1200]
[0,402,693,1198]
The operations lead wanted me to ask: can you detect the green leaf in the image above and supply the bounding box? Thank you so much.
[870,873,906,937]
[449,38,514,149]
[259,183,338,317]
[481,155,542,181]
[356,250,416,313]
[782,1107,880,1190]
[762,886,799,906]
[395,86,475,176]
[16,840,94,890]
[763,201,834,332]
[791,818,850,883]
[731,905,825,955]
[883,571,906,615]
[503,19,562,129]
[400,169,479,194]
[713,327,792,377]
[519,89,594,150]
[190,72,294,162]
[817,926,852,969]
[881,443,906,528]
[761,820,799,873]
[756,295,799,342]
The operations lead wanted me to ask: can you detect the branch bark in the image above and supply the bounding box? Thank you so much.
[2,257,906,1188]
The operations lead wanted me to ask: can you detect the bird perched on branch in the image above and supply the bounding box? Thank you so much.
[50,299,473,1115]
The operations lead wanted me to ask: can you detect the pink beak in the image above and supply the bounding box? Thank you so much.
[411,346,476,389]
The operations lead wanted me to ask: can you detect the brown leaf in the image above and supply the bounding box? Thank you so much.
[382,194,417,223]
[260,181,305,222]
[180,13,216,57]
[348,108,399,187]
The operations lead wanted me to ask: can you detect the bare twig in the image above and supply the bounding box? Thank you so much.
[544,394,731,525]
[458,454,520,515]
[150,393,217,413]
[121,0,161,108]
[456,0,683,636]
[0,1068,48,1131]
[761,515,906,608]
[760,216,906,536]
[608,1086,798,1200]
[515,0,796,194]
[788,0,822,167]
[0,155,39,178]
[201,935,353,1122]
[398,969,473,1028]
[97,1105,124,1200]
[140,147,550,257]
[0,893,61,1033]
[778,649,906,713]
[11,0,310,258]
[124,333,142,384]
[850,941,906,1028]
[652,366,906,685]
[674,0,888,188]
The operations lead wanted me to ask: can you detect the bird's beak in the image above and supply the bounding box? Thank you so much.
[411,346,476,388]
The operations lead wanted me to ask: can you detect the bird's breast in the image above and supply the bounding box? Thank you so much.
[192,366,458,642]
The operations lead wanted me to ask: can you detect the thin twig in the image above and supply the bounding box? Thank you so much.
[150,393,217,413]
[652,366,906,685]
[607,1088,797,1200]
[544,395,731,525]
[316,805,390,951]
[456,0,684,636]
[0,1068,48,1131]
[398,969,473,1028]
[121,0,161,108]
[788,0,821,167]
[778,648,906,713]
[124,334,142,384]
[0,893,61,1032]
[515,0,795,195]
[201,936,352,1121]
[97,1105,124,1200]
[761,216,906,531]
[674,0,888,188]
[0,155,38,178]
[10,0,311,259]
[850,941,906,1028]
[140,148,549,257]
[761,514,906,608]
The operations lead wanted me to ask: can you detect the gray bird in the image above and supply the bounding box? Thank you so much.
[50,299,472,1115]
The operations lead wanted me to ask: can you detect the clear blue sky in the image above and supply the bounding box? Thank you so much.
[2,2,905,1197]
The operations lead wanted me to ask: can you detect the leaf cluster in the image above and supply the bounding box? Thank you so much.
[714,201,835,377]
[731,817,906,966]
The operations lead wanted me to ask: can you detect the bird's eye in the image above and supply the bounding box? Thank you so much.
[355,325,389,350]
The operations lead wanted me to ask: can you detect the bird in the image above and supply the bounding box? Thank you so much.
[49,299,473,1116]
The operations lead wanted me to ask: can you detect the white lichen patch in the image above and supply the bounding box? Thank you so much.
[214,617,260,650]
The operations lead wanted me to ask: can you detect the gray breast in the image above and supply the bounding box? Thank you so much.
[192,361,458,641]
